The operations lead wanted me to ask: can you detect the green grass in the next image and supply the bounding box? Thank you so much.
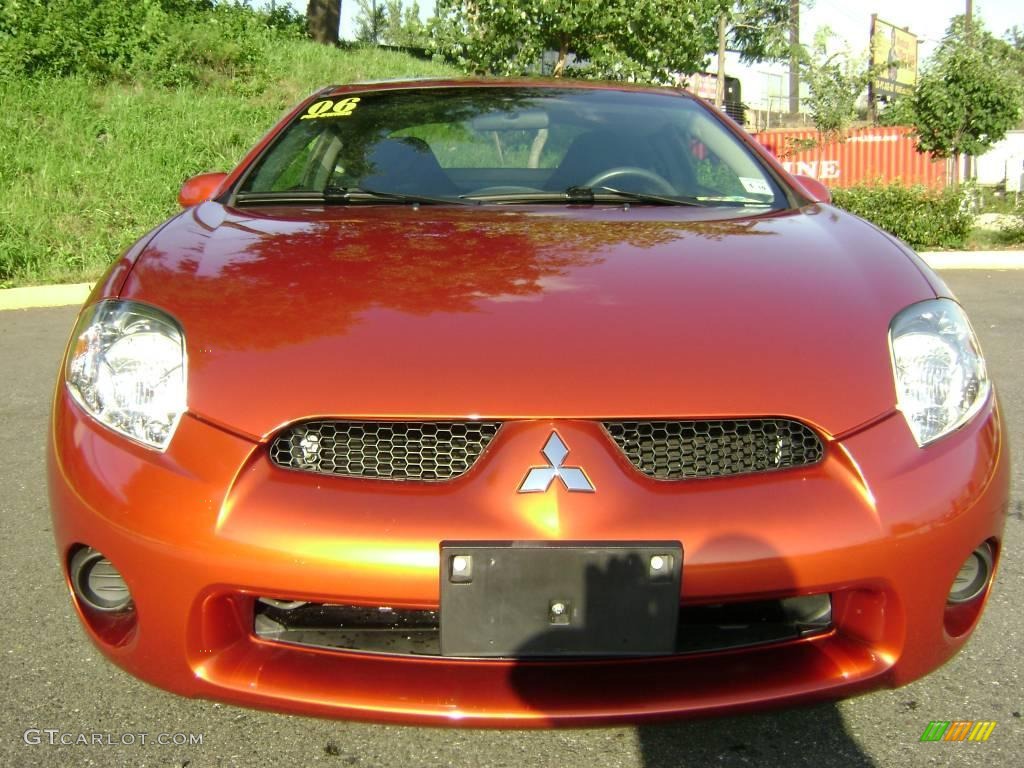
[0,43,457,287]
[966,224,1024,250]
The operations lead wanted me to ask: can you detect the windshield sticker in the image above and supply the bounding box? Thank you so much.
[300,97,361,120]
[739,177,772,195]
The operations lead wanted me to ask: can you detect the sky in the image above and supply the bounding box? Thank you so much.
[278,1,1021,59]
[800,0,1020,59]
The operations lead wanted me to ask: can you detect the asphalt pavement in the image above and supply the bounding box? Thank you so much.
[1,270,1021,768]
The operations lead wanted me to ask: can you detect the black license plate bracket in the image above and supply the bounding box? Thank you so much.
[439,541,682,658]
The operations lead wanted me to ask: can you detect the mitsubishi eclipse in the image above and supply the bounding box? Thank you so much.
[48,80,1010,726]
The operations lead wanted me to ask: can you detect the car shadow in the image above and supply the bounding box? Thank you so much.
[493,535,877,767]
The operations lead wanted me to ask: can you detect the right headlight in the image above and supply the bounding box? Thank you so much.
[889,298,990,446]
[65,300,187,451]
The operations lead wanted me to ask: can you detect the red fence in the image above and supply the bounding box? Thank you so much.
[754,127,947,188]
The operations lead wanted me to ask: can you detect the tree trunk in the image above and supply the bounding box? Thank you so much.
[715,14,727,108]
[307,0,341,45]
[952,153,961,186]
[528,129,549,169]
[552,39,569,78]
[492,132,505,166]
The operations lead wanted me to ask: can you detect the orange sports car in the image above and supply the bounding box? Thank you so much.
[48,80,1009,726]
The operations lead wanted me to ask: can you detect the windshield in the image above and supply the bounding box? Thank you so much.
[236,87,786,207]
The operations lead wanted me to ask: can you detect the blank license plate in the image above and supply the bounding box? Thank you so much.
[439,541,682,658]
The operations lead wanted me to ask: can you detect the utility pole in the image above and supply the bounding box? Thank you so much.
[715,13,727,108]
[788,0,800,115]
[868,13,877,122]
[964,0,973,181]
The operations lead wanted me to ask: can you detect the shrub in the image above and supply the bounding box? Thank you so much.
[132,13,269,91]
[1005,218,1024,245]
[0,0,304,87]
[982,214,1024,247]
[830,184,974,250]
[0,0,163,80]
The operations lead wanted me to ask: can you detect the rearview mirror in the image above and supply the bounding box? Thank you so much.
[178,172,228,207]
[792,175,832,204]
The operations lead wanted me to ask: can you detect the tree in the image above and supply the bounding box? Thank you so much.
[354,0,385,43]
[712,1,797,107]
[908,16,1022,183]
[307,0,341,45]
[385,2,427,48]
[1003,26,1024,94]
[429,0,719,84]
[799,28,872,139]
[355,1,427,47]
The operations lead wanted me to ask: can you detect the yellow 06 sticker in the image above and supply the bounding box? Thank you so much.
[299,97,361,120]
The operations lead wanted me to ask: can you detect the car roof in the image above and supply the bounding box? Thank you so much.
[323,78,701,100]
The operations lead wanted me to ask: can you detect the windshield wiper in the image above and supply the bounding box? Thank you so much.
[233,186,475,206]
[461,186,707,206]
[324,186,477,206]
[696,195,774,206]
[569,186,709,207]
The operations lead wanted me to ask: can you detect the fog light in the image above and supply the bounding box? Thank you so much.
[70,547,132,612]
[948,544,994,604]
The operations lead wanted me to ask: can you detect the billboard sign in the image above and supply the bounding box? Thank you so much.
[871,17,919,99]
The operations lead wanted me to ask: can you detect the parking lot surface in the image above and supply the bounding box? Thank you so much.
[1,270,1021,767]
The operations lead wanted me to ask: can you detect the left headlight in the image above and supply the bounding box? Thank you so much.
[889,298,989,447]
[66,300,187,451]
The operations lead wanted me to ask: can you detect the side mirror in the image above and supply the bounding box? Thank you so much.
[178,172,229,207]
[792,174,832,204]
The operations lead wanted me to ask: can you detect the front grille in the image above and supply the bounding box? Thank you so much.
[269,421,501,480]
[603,419,823,480]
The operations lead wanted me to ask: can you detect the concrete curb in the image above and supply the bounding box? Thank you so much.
[0,283,92,312]
[918,251,1024,270]
[1,251,1023,312]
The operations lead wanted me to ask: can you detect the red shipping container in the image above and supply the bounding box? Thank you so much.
[754,126,947,189]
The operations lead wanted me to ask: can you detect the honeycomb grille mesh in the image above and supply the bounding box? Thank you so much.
[269,421,501,480]
[603,419,823,480]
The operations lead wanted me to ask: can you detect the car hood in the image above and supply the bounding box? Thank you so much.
[121,202,936,440]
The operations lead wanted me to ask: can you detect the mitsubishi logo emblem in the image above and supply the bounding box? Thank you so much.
[517,432,595,493]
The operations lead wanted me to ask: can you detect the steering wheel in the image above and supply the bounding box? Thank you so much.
[584,167,676,196]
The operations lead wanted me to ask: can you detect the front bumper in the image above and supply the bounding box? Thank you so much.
[48,387,1010,726]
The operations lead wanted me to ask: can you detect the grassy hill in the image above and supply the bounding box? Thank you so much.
[0,42,457,287]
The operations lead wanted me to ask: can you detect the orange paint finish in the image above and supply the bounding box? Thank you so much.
[48,380,1009,724]
[47,80,1010,725]
[119,202,936,440]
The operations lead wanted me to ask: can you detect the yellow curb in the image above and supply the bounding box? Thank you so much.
[0,283,92,311]
[920,251,1024,270]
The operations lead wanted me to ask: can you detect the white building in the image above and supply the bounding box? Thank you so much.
[974,132,1024,190]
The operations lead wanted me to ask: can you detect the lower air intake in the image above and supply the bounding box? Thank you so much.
[253,594,832,658]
